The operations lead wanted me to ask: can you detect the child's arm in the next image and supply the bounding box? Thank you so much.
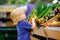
[31,18,37,29]
[17,20,37,29]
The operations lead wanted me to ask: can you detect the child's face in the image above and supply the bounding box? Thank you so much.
[19,13,26,21]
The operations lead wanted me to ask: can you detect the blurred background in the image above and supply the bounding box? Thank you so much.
[0,0,60,40]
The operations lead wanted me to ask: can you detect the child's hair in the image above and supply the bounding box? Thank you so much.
[10,8,25,24]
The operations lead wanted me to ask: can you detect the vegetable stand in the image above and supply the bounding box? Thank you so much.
[33,27,60,40]
[0,27,60,40]
[0,4,60,40]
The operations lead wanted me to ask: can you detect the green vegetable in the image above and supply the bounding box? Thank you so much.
[28,9,37,21]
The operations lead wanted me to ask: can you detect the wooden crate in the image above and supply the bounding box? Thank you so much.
[30,36,39,40]
[45,29,60,40]
[33,28,46,37]
[41,13,60,27]
[33,28,60,40]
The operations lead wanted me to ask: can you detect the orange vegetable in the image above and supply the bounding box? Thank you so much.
[29,18,32,24]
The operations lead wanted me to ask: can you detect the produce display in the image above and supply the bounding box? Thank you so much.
[41,13,60,27]
[0,0,60,40]
[28,0,60,27]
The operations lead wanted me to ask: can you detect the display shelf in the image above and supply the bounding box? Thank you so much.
[7,21,15,27]
[0,27,16,31]
[0,9,15,27]
[0,5,18,12]
[45,29,60,40]
[33,27,60,40]
[33,28,46,37]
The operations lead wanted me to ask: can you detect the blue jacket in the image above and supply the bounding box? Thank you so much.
[16,20,32,40]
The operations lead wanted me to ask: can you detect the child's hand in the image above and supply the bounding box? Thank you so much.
[29,18,36,24]
[32,18,35,22]
[32,18,37,29]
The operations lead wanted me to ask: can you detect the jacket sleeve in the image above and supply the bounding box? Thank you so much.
[18,21,32,29]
